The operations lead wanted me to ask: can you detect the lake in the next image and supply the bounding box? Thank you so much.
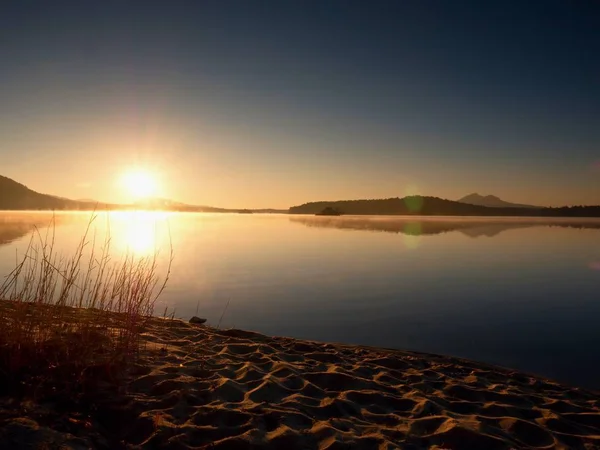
[1,211,600,389]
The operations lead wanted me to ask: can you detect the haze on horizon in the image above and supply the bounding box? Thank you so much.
[1,1,598,209]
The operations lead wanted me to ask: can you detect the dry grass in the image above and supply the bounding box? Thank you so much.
[0,213,172,398]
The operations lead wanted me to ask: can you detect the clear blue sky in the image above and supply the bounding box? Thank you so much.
[1,0,598,207]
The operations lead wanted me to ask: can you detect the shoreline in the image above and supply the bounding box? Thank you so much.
[2,314,600,449]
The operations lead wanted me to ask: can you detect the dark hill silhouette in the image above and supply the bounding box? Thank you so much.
[288,196,600,217]
[0,174,286,213]
[0,175,84,210]
[458,193,541,209]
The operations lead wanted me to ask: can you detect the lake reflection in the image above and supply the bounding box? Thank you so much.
[1,212,600,389]
[290,215,600,237]
[0,212,58,246]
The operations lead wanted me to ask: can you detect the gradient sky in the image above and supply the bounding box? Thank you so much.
[1,0,599,208]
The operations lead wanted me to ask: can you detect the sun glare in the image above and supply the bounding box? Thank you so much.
[121,170,158,200]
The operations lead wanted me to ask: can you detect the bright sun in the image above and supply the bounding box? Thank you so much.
[121,170,158,200]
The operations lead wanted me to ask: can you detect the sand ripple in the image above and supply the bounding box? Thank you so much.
[2,318,600,449]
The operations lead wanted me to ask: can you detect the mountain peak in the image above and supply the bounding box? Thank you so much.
[458,193,540,209]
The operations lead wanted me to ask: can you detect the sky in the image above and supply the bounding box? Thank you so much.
[1,0,599,208]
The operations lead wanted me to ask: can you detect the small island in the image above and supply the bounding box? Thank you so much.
[316,206,342,216]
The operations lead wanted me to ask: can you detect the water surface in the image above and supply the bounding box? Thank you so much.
[1,212,599,389]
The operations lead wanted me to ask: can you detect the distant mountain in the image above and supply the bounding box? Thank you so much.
[458,193,541,209]
[132,197,285,213]
[133,197,190,210]
[289,196,600,217]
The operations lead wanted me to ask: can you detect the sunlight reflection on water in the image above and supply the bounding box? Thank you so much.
[107,211,172,257]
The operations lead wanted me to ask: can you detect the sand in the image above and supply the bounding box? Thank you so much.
[2,317,600,449]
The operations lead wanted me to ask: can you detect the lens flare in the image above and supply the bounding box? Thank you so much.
[589,261,600,271]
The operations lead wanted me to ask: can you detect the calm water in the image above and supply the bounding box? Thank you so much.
[1,212,600,389]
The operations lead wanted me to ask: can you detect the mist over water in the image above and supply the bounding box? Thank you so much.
[1,212,600,389]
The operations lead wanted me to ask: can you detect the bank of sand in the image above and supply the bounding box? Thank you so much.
[1,317,600,449]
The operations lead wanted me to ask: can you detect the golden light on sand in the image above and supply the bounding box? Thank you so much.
[121,169,159,200]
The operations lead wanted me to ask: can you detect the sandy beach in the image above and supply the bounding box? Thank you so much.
[1,317,600,449]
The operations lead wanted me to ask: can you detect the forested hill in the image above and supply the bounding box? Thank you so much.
[0,175,86,210]
[288,196,600,217]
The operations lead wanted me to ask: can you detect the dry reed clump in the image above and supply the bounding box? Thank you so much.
[0,214,172,397]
